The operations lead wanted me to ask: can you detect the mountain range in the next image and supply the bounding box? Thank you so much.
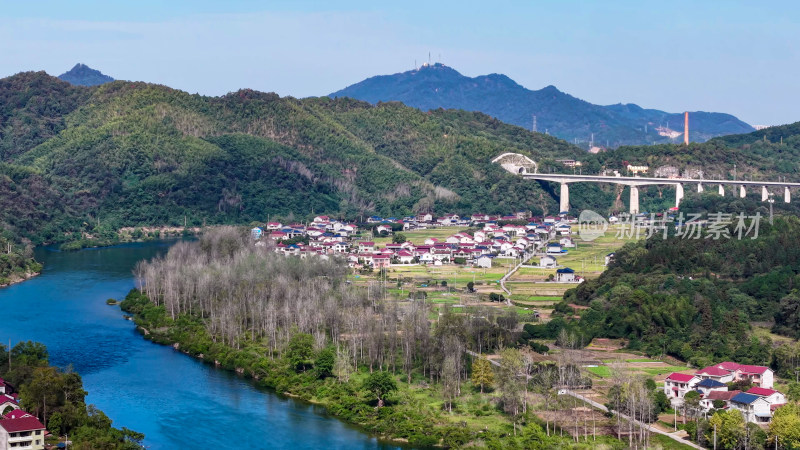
[330,63,754,147]
[0,69,797,248]
[58,63,114,87]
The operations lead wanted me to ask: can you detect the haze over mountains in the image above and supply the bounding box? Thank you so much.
[330,63,755,147]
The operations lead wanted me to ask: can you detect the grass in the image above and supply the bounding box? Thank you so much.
[649,432,697,449]
[510,225,641,282]
[640,366,691,377]
[586,366,612,377]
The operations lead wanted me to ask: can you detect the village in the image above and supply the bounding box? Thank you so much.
[254,211,594,280]
[250,211,795,446]
[0,378,47,450]
[664,362,786,424]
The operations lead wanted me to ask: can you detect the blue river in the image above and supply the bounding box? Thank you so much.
[0,242,400,449]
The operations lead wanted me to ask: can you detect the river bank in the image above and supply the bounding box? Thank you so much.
[58,226,201,251]
[2,241,400,449]
[119,289,613,449]
[0,270,40,288]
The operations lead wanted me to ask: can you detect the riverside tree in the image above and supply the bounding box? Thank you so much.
[287,333,314,372]
[363,371,397,408]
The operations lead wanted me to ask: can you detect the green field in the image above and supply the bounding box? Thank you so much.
[510,225,641,282]
[586,366,612,377]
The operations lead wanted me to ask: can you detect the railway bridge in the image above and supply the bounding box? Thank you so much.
[492,152,800,214]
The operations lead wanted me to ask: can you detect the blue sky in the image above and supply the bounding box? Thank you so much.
[1,0,798,125]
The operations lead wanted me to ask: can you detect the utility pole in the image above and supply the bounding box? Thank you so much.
[713,424,717,450]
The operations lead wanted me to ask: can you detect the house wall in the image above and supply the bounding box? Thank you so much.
[761,370,774,389]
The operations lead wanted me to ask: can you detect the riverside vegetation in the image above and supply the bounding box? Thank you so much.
[121,227,635,448]
[0,341,144,449]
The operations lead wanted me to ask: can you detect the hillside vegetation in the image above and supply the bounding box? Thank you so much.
[0,72,588,246]
[539,216,800,377]
[0,71,798,251]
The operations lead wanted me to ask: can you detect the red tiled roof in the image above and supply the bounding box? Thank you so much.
[0,394,17,405]
[4,410,30,419]
[716,362,741,371]
[738,364,769,375]
[747,387,777,397]
[0,416,45,432]
[697,366,730,377]
[706,390,741,401]
[666,373,696,382]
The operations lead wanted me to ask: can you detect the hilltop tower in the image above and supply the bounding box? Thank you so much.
[684,111,689,145]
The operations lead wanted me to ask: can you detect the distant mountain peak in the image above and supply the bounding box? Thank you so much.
[58,63,114,87]
[330,65,753,147]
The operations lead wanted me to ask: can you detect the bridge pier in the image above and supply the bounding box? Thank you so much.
[630,186,640,215]
[698,183,703,193]
[786,187,791,203]
[675,184,684,208]
[718,185,725,197]
[560,183,570,213]
[762,186,769,201]
[739,185,746,198]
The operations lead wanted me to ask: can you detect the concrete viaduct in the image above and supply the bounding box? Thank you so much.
[492,152,800,214]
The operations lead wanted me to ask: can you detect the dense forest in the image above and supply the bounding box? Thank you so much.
[0,341,144,449]
[539,215,800,376]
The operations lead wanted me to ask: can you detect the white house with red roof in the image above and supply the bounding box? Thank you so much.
[373,255,391,269]
[746,387,786,406]
[696,365,736,384]
[700,390,741,412]
[0,393,18,415]
[0,410,46,450]
[664,373,700,404]
[395,250,415,264]
[700,362,774,388]
[735,364,774,388]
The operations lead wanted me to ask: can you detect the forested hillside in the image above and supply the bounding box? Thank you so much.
[0,71,798,251]
[544,216,800,377]
[0,72,588,246]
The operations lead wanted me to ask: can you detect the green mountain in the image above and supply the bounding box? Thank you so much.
[58,63,114,87]
[0,72,584,244]
[0,70,797,249]
[330,63,754,147]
